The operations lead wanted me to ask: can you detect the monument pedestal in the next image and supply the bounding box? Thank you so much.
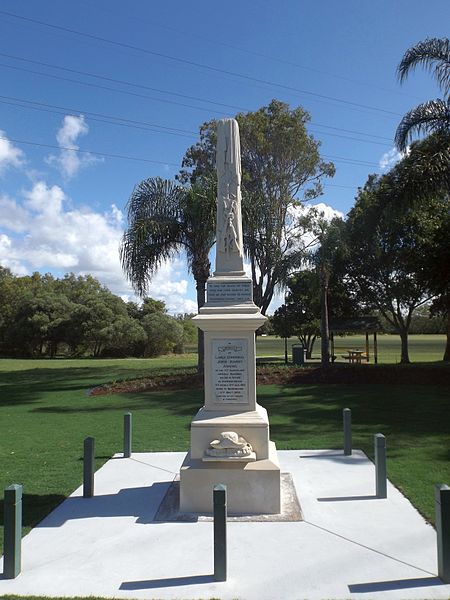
[179,276,281,515]
[180,442,281,514]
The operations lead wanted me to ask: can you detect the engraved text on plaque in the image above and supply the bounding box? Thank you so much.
[212,339,248,403]
[208,281,252,303]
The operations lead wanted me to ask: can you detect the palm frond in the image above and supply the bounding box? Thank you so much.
[395,98,450,151]
[120,177,187,296]
[397,37,450,96]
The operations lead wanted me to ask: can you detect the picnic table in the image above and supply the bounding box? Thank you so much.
[341,349,366,364]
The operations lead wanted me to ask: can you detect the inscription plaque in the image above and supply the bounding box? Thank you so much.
[208,281,252,303]
[212,339,248,403]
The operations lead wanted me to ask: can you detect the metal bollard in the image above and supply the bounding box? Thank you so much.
[343,408,352,456]
[435,484,450,583]
[83,437,95,498]
[123,412,132,458]
[3,484,22,579]
[213,484,227,582]
[374,433,387,499]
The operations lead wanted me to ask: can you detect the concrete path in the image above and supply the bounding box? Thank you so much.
[1,449,449,599]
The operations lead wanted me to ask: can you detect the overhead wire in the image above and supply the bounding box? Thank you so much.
[0,9,403,118]
[0,52,395,144]
[0,51,249,113]
[82,0,419,101]
[0,95,198,139]
[1,133,381,170]
[0,135,180,167]
[0,62,231,117]
[0,93,392,148]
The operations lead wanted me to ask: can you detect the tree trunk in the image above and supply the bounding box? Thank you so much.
[196,278,207,375]
[399,329,410,364]
[444,313,450,362]
[320,269,330,367]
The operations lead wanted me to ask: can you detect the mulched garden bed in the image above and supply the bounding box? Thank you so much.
[89,363,450,396]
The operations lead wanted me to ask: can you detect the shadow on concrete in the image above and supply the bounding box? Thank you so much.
[36,482,172,527]
[317,495,377,502]
[299,452,369,465]
[119,574,214,590]
[306,520,437,577]
[348,576,443,593]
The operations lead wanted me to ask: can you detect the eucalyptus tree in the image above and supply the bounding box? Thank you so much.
[120,177,216,372]
[395,37,450,151]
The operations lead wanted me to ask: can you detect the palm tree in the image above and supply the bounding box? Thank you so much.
[120,177,216,373]
[395,37,450,151]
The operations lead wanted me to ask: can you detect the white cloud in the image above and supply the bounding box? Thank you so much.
[379,146,410,171]
[0,181,197,314]
[0,234,29,275]
[47,115,101,178]
[264,201,344,314]
[0,131,24,174]
[0,195,29,232]
[25,181,65,214]
[310,202,344,221]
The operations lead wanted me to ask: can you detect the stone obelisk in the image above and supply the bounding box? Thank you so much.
[179,119,281,515]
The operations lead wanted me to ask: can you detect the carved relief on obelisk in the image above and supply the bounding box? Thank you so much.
[215,119,245,275]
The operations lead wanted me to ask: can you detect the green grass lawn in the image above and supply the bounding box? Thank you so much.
[255,333,447,363]
[1,354,449,562]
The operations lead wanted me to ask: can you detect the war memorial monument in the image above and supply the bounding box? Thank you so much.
[179,118,281,514]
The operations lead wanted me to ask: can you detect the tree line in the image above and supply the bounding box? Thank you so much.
[0,269,196,358]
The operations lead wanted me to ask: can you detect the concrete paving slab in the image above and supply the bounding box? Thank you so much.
[1,449,449,599]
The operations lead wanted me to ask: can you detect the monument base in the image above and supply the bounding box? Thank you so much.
[179,441,281,514]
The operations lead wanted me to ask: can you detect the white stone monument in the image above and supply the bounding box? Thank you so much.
[179,118,281,514]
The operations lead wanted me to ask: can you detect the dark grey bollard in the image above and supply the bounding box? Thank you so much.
[435,484,450,583]
[83,437,95,498]
[3,484,22,579]
[123,412,132,458]
[374,433,387,499]
[213,484,227,582]
[343,408,352,456]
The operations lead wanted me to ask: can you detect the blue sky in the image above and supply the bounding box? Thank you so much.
[0,0,448,313]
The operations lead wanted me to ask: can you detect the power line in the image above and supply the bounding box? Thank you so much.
[0,52,396,144]
[322,154,379,168]
[0,93,392,148]
[309,128,390,147]
[84,0,419,102]
[0,61,231,117]
[311,122,392,142]
[323,183,360,189]
[0,51,248,113]
[0,9,403,118]
[0,135,180,167]
[0,95,198,139]
[3,133,381,170]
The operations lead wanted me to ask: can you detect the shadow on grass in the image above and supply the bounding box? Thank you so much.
[0,493,67,529]
[0,364,198,407]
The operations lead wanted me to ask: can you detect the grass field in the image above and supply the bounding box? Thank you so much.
[1,349,449,560]
[256,333,447,363]
[186,333,447,363]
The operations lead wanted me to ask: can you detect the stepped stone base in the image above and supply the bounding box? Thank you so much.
[179,441,281,514]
